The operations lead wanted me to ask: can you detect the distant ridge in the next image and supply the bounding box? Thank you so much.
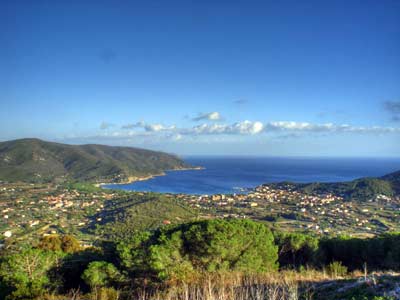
[0,138,190,183]
[265,170,400,201]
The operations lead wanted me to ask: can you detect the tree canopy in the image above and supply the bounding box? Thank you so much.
[117,219,279,283]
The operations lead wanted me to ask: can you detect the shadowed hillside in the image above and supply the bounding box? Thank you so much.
[0,138,190,183]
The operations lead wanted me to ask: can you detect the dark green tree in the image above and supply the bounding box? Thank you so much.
[81,261,122,289]
[117,219,279,283]
[275,232,318,268]
[0,247,61,299]
[182,219,278,273]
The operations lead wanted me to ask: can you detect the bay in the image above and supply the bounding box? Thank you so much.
[103,156,400,195]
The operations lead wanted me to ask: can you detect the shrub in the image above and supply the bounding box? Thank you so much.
[38,235,62,252]
[326,261,348,278]
[39,234,82,254]
[96,287,120,300]
[61,235,81,253]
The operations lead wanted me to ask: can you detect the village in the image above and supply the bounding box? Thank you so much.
[178,183,400,236]
[1,181,400,248]
[0,182,120,246]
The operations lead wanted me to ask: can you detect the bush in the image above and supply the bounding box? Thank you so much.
[38,234,81,254]
[61,235,81,253]
[326,261,348,278]
[96,287,120,300]
[38,235,62,252]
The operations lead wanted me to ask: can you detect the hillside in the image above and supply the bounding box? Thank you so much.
[0,138,190,183]
[266,170,400,201]
[93,193,198,239]
[381,170,400,195]
[299,177,395,199]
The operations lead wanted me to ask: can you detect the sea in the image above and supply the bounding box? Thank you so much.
[102,156,400,195]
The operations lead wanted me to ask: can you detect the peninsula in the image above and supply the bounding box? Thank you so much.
[0,138,193,184]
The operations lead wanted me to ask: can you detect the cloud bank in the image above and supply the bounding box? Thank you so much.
[91,120,400,145]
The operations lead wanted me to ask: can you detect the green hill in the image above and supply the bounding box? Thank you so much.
[267,170,400,201]
[92,193,198,239]
[0,138,190,183]
[299,177,394,200]
[381,170,400,195]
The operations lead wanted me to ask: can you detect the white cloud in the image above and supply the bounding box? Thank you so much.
[121,121,176,132]
[144,123,176,132]
[234,121,264,134]
[192,112,222,121]
[71,120,400,147]
[184,121,263,135]
[116,120,400,137]
[266,121,336,132]
[265,121,400,134]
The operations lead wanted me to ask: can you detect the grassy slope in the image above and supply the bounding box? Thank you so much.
[0,138,190,183]
[93,192,198,239]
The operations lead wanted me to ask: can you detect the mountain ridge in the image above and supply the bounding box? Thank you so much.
[264,170,400,201]
[0,138,190,183]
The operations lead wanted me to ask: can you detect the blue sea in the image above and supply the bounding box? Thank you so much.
[103,157,400,195]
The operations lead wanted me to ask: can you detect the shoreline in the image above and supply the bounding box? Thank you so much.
[96,166,204,188]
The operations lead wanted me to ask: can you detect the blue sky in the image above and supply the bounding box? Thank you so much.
[1,0,399,156]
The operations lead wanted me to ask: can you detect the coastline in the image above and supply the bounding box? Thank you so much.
[96,165,204,188]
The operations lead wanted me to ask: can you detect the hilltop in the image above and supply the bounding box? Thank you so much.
[0,138,190,183]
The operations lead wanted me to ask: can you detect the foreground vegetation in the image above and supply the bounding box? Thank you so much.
[1,169,399,300]
[1,219,399,300]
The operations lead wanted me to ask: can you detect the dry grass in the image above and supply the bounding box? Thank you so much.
[123,270,337,300]
[42,270,358,300]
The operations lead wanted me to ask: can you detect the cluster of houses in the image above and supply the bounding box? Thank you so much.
[1,181,399,241]
[178,183,400,235]
[0,183,117,241]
